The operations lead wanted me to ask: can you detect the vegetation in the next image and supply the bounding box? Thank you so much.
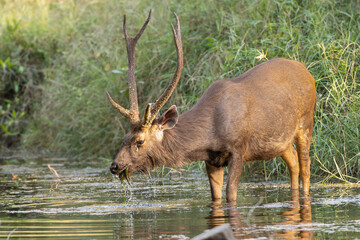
[0,0,359,182]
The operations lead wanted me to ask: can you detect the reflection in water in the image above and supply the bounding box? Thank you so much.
[207,201,226,227]
[208,192,313,239]
[208,200,247,238]
[49,179,61,192]
[277,191,313,239]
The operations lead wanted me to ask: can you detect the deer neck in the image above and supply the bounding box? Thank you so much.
[153,112,211,167]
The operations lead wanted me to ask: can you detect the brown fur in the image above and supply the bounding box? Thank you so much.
[110,58,316,202]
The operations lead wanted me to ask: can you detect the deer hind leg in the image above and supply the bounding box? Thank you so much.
[205,162,224,201]
[295,117,314,197]
[281,144,300,191]
[226,153,243,203]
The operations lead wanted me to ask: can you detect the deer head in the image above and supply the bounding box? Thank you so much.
[107,10,183,181]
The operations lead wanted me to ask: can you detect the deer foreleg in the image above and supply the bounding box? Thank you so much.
[205,162,224,201]
[226,154,243,203]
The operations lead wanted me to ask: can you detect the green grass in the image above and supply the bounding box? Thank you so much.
[0,0,359,182]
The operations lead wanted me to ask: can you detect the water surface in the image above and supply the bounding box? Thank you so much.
[0,157,359,239]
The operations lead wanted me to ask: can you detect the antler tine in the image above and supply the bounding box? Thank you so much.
[106,91,131,119]
[123,10,152,125]
[143,103,152,127]
[143,13,183,127]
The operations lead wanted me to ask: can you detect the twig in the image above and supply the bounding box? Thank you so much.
[246,194,264,224]
[47,164,61,180]
[7,228,17,240]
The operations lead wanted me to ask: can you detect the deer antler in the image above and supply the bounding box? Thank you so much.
[107,10,152,126]
[143,13,183,127]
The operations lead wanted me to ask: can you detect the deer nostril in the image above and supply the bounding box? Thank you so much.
[110,162,119,174]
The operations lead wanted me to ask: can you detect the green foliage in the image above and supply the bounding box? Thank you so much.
[0,0,359,181]
[0,56,40,146]
[0,0,54,147]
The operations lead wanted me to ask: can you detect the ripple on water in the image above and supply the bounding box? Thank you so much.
[1,158,360,239]
[314,194,360,206]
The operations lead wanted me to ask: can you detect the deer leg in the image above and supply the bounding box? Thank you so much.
[226,154,243,203]
[205,162,224,201]
[295,118,313,197]
[281,144,299,191]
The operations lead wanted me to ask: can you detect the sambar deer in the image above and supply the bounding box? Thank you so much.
[108,11,316,202]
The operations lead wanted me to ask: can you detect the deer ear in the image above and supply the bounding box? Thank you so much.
[159,105,178,130]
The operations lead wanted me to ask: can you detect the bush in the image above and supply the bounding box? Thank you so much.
[1,0,359,181]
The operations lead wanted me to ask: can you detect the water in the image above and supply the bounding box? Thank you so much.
[0,157,359,239]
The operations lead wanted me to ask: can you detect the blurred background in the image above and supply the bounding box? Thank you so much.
[0,0,359,182]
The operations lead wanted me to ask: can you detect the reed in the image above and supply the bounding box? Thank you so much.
[0,0,358,181]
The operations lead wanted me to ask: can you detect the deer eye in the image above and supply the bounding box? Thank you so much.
[136,139,145,147]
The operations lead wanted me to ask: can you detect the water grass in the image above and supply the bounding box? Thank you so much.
[0,0,359,182]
